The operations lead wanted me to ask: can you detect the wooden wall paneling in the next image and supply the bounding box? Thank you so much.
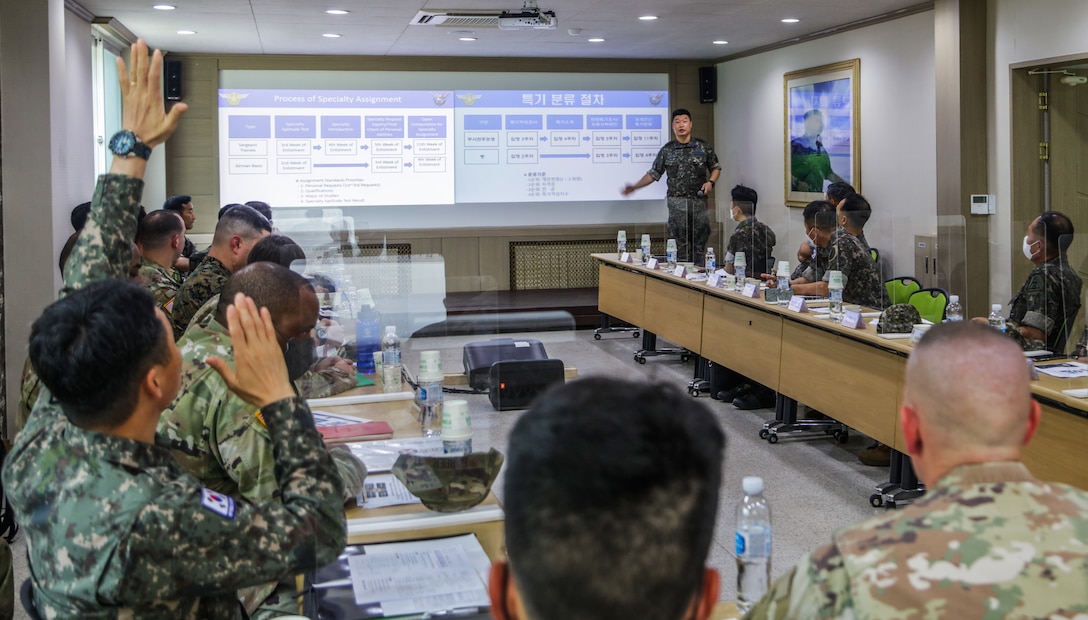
[442,237,481,293]
[478,237,511,291]
[934,0,989,317]
[1009,67,1044,292]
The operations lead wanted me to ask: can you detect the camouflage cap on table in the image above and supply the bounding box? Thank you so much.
[877,303,921,334]
[392,449,504,513]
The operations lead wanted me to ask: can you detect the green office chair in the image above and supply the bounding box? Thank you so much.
[870,247,879,262]
[884,276,921,306]
[909,288,948,324]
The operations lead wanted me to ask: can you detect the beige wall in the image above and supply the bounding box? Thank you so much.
[713,11,938,285]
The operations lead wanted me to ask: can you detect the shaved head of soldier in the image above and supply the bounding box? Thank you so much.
[900,322,1040,486]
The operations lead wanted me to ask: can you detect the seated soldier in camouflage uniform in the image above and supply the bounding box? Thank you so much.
[789,201,887,309]
[136,209,185,317]
[491,378,725,620]
[5,40,347,618]
[171,204,271,339]
[976,211,1081,354]
[159,262,366,617]
[747,322,1088,618]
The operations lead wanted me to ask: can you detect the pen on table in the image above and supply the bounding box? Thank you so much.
[312,578,352,589]
[422,607,486,618]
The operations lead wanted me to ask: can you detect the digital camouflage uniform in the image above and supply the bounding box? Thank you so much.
[182,235,195,259]
[172,254,231,339]
[1005,256,1082,353]
[820,228,887,309]
[17,356,41,432]
[726,217,777,276]
[158,318,366,616]
[138,256,183,317]
[746,462,1088,619]
[2,173,348,618]
[648,138,720,264]
[185,294,357,399]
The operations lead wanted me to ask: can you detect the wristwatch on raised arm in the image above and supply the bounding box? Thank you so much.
[108,130,152,160]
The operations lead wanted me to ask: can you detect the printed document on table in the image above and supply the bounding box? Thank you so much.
[359,474,421,508]
[348,534,491,616]
[313,410,372,427]
[1035,361,1088,379]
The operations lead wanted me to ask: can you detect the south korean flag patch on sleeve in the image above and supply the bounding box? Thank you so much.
[201,488,236,520]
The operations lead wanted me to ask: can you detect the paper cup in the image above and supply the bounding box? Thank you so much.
[372,351,382,374]
[442,399,471,436]
[418,350,443,382]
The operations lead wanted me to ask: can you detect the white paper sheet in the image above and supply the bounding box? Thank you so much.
[1036,361,1088,379]
[359,474,422,508]
[348,437,446,473]
[348,534,491,616]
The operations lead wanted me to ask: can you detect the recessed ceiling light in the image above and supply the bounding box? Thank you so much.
[638,15,658,21]
[153,4,176,10]
[588,37,605,43]
[325,9,349,15]
[176,30,196,35]
[713,40,728,45]
[322,33,342,38]
[459,37,477,41]
[781,18,800,23]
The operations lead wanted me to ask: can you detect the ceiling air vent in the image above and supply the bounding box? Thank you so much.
[411,10,502,27]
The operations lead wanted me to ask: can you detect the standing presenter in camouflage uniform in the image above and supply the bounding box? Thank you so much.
[747,322,1088,619]
[3,40,348,618]
[622,108,720,265]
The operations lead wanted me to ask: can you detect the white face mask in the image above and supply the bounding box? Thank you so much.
[1023,236,1039,260]
[731,208,740,222]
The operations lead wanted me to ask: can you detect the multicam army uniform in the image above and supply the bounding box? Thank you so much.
[648,138,720,264]
[1005,256,1082,353]
[138,256,183,316]
[2,173,348,618]
[158,318,366,615]
[172,254,231,339]
[814,228,886,309]
[726,217,777,276]
[746,462,1088,619]
[185,293,357,399]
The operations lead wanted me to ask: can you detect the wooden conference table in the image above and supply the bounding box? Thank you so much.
[313,381,742,619]
[594,253,1088,492]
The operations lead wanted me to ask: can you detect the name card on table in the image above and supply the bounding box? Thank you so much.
[673,265,687,277]
[742,283,760,298]
[841,310,867,329]
[714,268,729,277]
[620,252,632,263]
[787,296,809,313]
[707,273,723,288]
[646,257,659,270]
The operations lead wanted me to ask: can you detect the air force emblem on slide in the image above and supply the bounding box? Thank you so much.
[201,488,237,520]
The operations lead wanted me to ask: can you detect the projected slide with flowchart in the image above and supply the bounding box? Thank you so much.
[218,89,668,207]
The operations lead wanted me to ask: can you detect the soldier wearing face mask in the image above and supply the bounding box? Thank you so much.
[158,261,366,618]
[723,185,776,276]
[977,211,1082,354]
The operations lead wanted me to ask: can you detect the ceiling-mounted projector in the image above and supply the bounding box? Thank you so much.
[498,9,557,30]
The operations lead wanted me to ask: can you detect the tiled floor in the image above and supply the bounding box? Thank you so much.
[10,327,892,617]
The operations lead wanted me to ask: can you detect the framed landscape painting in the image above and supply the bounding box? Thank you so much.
[784,59,860,207]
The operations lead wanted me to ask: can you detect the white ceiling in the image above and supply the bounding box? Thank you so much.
[79,0,931,60]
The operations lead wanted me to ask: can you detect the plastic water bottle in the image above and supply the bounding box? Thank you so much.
[988,304,1006,333]
[828,271,844,322]
[734,252,746,292]
[617,230,627,258]
[666,238,678,269]
[380,325,402,393]
[417,351,443,437]
[640,234,652,264]
[736,476,772,614]
[777,260,791,305]
[945,295,963,322]
[705,247,716,271]
[355,304,381,374]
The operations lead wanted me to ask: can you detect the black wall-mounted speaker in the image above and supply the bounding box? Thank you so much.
[698,66,717,104]
[165,60,182,101]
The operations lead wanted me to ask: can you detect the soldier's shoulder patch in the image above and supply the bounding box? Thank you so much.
[201,488,236,520]
[1026,273,1044,292]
